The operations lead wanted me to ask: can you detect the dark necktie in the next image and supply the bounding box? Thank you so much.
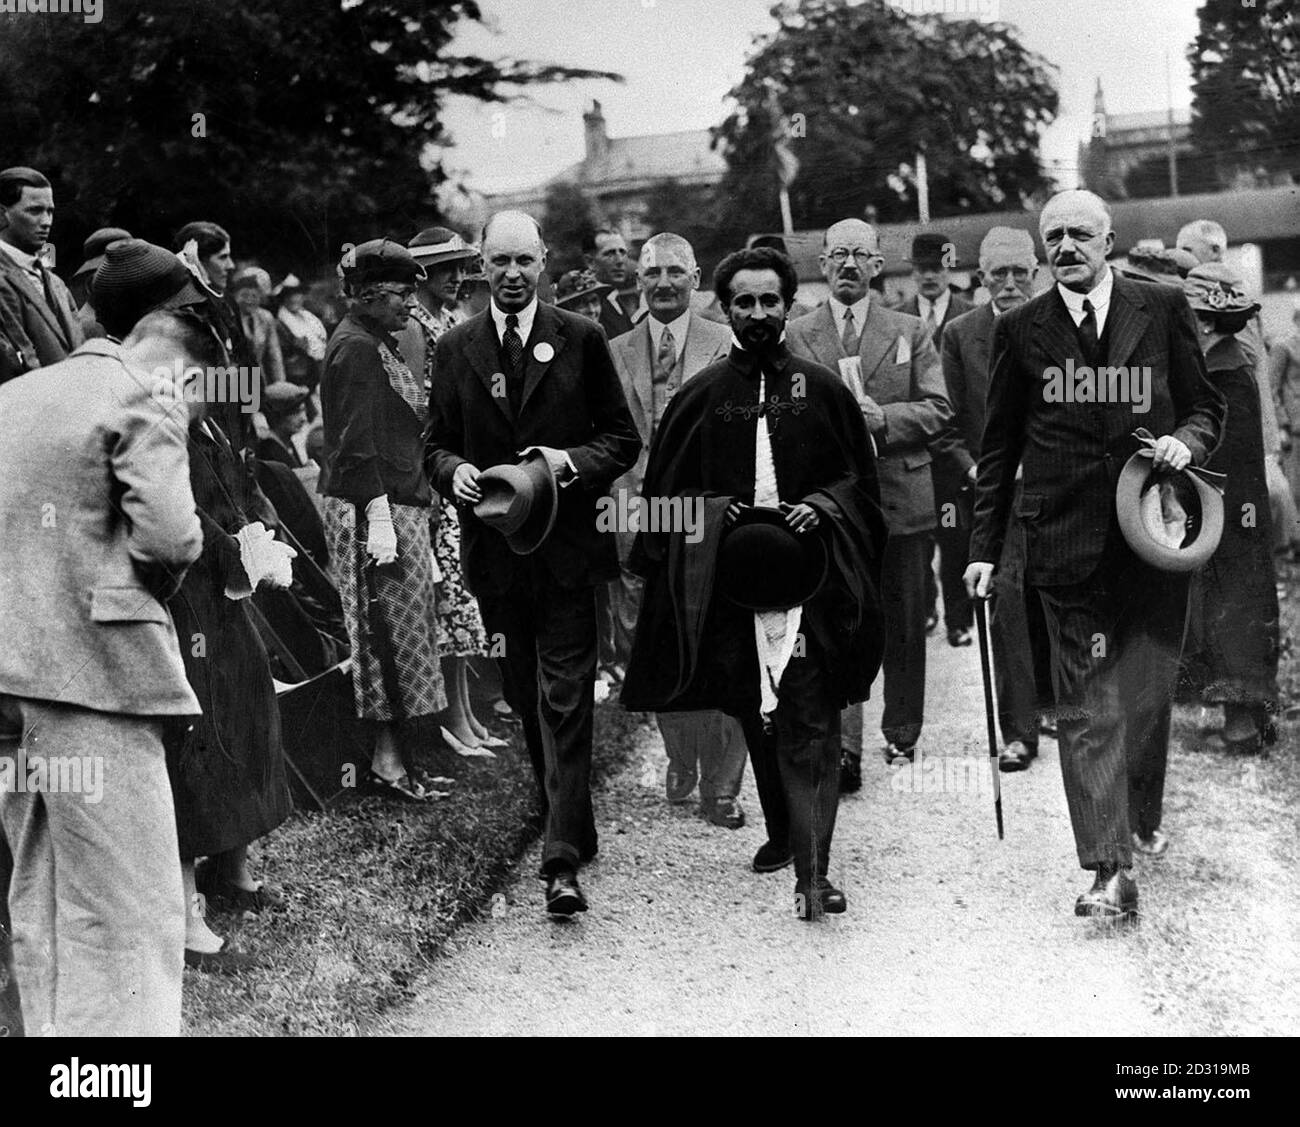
[36,260,72,344]
[503,313,524,370]
[1078,297,1100,366]
[841,307,859,355]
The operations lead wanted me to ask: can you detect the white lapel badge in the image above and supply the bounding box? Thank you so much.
[533,341,555,363]
[895,334,912,366]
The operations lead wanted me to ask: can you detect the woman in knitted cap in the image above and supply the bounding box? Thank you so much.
[319,240,449,801]
[1182,263,1279,753]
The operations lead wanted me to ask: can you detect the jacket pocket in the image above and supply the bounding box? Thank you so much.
[90,586,170,625]
[1014,491,1044,519]
[902,449,933,470]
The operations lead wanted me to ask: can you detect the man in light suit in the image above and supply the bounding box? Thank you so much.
[787,219,952,787]
[608,232,745,829]
[426,211,640,917]
[966,190,1224,920]
[0,286,215,1033]
[0,167,83,383]
[939,227,1049,772]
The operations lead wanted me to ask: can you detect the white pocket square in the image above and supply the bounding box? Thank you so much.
[895,335,912,366]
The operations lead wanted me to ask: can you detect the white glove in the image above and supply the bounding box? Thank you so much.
[234,521,298,591]
[365,495,398,565]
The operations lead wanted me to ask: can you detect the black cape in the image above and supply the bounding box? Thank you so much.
[621,343,887,716]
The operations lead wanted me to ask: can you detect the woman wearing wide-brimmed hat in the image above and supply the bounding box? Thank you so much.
[319,239,449,801]
[1182,263,1279,752]
[401,227,505,757]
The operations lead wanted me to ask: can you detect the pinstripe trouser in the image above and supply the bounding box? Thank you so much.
[1033,553,1189,870]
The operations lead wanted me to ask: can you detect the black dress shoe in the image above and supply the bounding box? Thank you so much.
[947,628,973,647]
[882,742,914,766]
[752,840,794,873]
[1132,829,1169,857]
[1074,866,1138,921]
[702,796,745,829]
[184,940,258,975]
[997,740,1034,772]
[839,751,862,794]
[666,764,698,803]
[544,869,588,917]
[795,878,847,920]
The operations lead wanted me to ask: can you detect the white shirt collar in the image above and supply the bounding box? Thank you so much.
[1056,266,1113,323]
[490,297,538,344]
[647,309,691,361]
[827,294,870,328]
[918,290,951,322]
[0,238,40,274]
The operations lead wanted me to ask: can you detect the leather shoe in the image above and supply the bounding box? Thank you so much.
[702,796,745,829]
[998,740,1035,772]
[1074,866,1138,921]
[666,764,697,803]
[752,840,794,873]
[882,742,914,766]
[184,940,258,975]
[839,751,862,793]
[947,628,973,647]
[544,869,588,917]
[1132,829,1169,857]
[795,878,847,920]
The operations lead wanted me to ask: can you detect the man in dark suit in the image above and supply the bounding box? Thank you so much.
[584,227,636,339]
[786,219,951,785]
[939,227,1048,772]
[899,232,976,644]
[426,211,640,917]
[966,190,1224,920]
[0,167,83,383]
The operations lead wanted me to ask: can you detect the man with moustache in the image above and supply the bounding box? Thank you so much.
[786,219,951,789]
[607,232,741,828]
[584,227,636,338]
[965,190,1224,920]
[622,246,885,915]
[939,227,1049,772]
[425,211,640,917]
[0,167,83,382]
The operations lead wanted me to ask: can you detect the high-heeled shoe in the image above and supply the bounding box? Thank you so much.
[440,726,497,759]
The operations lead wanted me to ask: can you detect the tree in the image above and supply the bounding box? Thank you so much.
[713,0,1060,231]
[0,1,618,275]
[1188,0,1299,187]
[540,181,597,276]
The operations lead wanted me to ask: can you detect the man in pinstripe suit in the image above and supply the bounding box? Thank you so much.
[965,191,1224,922]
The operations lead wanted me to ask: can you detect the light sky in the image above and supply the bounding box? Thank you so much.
[436,0,1203,198]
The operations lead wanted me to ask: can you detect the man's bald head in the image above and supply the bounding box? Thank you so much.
[820,218,883,304]
[1176,219,1227,265]
[1039,190,1112,237]
[823,218,880,254]
[640,232,697,271]
[481,210,547,312]
[481,210,546,256]
[1038,190,1115,293]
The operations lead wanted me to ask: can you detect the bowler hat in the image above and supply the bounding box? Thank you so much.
[910,232,953,268]
[472,449,559,555]
[716,506,828,611]
[1116,432,1224,572]
[407,227,478,268]
[91,239,209,339]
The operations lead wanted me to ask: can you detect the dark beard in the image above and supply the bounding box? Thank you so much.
[735,320,782,354]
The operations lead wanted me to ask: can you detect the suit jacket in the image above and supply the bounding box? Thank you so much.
[319,312,432,509]
[425,301,641,596]
[0,247,84,379]
[0,339,203,715]
[934,302,996,477]
[787,301,952,536]
[599,291,634,340]
[898,290,975,348]
[609,312,731,499]
[969,271,1225,586]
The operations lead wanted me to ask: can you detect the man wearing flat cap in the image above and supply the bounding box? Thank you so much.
[425,210,640,917]
[966,190,1224,922]
[0,241,220,1034]
[622,245,886,919]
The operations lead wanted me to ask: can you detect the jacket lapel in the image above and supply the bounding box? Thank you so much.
[0,252,69,347]
[1033,288,1084,376]
[1104,274,1152,371]
[464,310,514,423]
[624,320,653,427]
[520,303,568,414]
[807,302,845,361]
[681,313,721,381]
[857,299,897,381]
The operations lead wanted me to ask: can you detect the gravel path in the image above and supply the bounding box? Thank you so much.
[384,628,1188,1037]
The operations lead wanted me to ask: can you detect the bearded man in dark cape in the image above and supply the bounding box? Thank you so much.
[621,246,886,918]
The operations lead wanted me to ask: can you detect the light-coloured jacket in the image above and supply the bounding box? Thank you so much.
[0,339,203,715]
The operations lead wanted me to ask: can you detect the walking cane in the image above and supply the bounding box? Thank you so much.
[973,594,1005,840]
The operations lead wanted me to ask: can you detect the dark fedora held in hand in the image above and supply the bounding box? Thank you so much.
[716,506,828,611]
[1116,427,1224,572]
[472,449,559,555]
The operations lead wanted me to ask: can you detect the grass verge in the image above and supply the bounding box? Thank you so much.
[181,701,644,1036]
